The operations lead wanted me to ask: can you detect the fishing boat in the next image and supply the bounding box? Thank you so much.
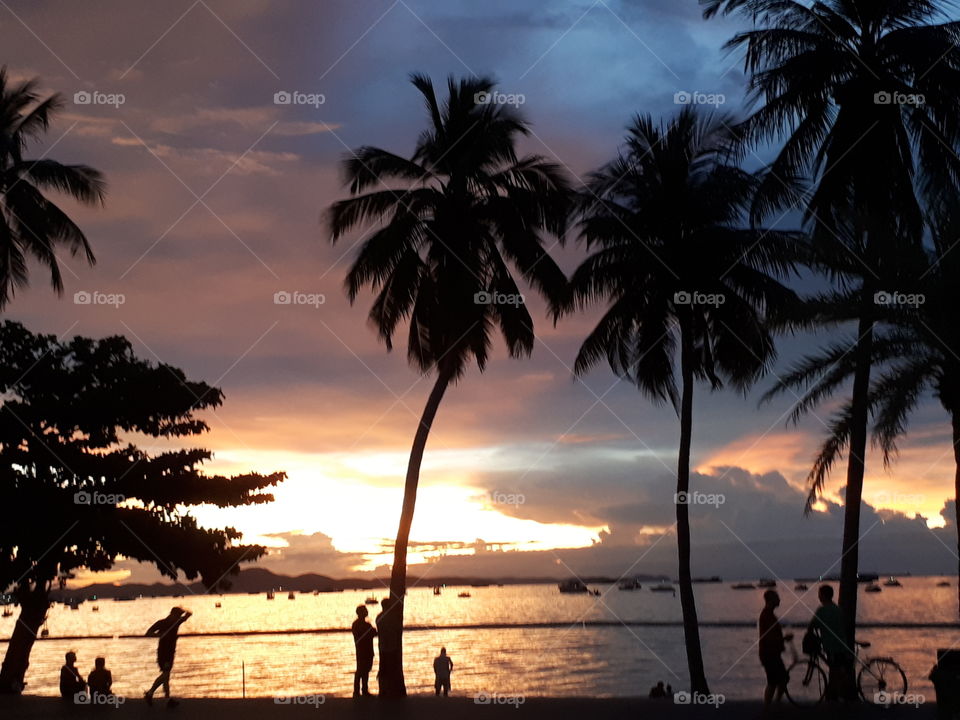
[756,579,777,588]
[650,583,676,593]
[732,583,755,590]
[692,576,723,584]
[457,592,471,598]
[618,579,642,591]
[364,596,379,605]
[883,577,902,587]
[558,579,589,594]
[865,583,882,593]
[938,581,951,587]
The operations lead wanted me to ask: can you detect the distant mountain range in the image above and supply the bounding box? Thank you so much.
[52,568,672,599]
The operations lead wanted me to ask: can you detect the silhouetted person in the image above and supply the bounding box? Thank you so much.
[59,651,86,702]
[144,606,191,707]
[759,590,792,708]
[433,647,453,696]
[649,681,667,698]
[352,605,377,697]
[808,585,852,701]
[87,656,113,698]
[376,597,403,697]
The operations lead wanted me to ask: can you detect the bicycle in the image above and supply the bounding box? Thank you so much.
[784,637,908,707]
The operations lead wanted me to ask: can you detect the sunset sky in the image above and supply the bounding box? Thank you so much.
[5,0,958,585]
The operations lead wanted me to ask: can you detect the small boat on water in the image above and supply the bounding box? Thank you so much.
[865,583,882,593]
[756,579,777,588]
[692,576,723,584]
[883,577,902,587]
[364,596,379,605]
[433,586,442,596]
[650,584,676,594]
[288,591,295,600]
[1,608,12,618]
[558,579,589,594]
[618,579,642,591]
[731,583,755,590]
[938,581,951,587]
[795,583,809,591]
[457,592,471,598]
[215,602,222,608]
[91,605,99,612]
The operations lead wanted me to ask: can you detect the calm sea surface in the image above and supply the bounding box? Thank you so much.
[2,577,957,700]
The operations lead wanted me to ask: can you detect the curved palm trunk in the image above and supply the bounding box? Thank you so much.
[838,303,874,654]
[0,586,50,693]
[380,369,451,698]
[677,322,709,695]
[952,411,960,617]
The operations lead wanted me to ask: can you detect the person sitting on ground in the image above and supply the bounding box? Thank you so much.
[433,647,454,697]
[87,656,113,698]
[758,590,793,708]
[649,680,667,698]
[59,651,86,702]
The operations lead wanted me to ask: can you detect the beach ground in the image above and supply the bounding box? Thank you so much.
[0,695,943,719]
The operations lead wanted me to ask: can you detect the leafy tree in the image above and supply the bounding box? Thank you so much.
[0,322,285,692]
[702,0,960,650]
[0,67,105,307]
[327,73,570,695]
[562,108,803,693]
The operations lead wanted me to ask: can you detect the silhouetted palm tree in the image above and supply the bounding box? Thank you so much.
[0,67,105,306]
[327,73,570,695]
[766,199,960,614]
[562,108,803,694]
[703,0,960,649]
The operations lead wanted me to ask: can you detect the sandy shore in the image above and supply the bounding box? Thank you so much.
[0,696,942,719]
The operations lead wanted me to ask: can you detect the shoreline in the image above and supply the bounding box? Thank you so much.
[0,695,942,719]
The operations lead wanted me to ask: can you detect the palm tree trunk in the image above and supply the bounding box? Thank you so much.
[838,299,874,653]
[0,586,49,693]
[379,368,452,698]
[677,321,709,695]
[952,411,960,618]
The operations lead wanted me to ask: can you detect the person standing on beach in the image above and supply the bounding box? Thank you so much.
[351,605,377,697]
[59,651,86,702]
[144,606,191,707]
[808,585,852,701]
[758,590,792,708]
[433,647,453,697]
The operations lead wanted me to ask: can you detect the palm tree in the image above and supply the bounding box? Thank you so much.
[702,0,960,651]
[327,73,571,695]
[561,107,803,694]
[0,67,105,306]
[766,199,960,615]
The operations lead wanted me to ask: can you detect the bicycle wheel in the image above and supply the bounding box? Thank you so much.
[858,658,908,704]
[786,658,827,707]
